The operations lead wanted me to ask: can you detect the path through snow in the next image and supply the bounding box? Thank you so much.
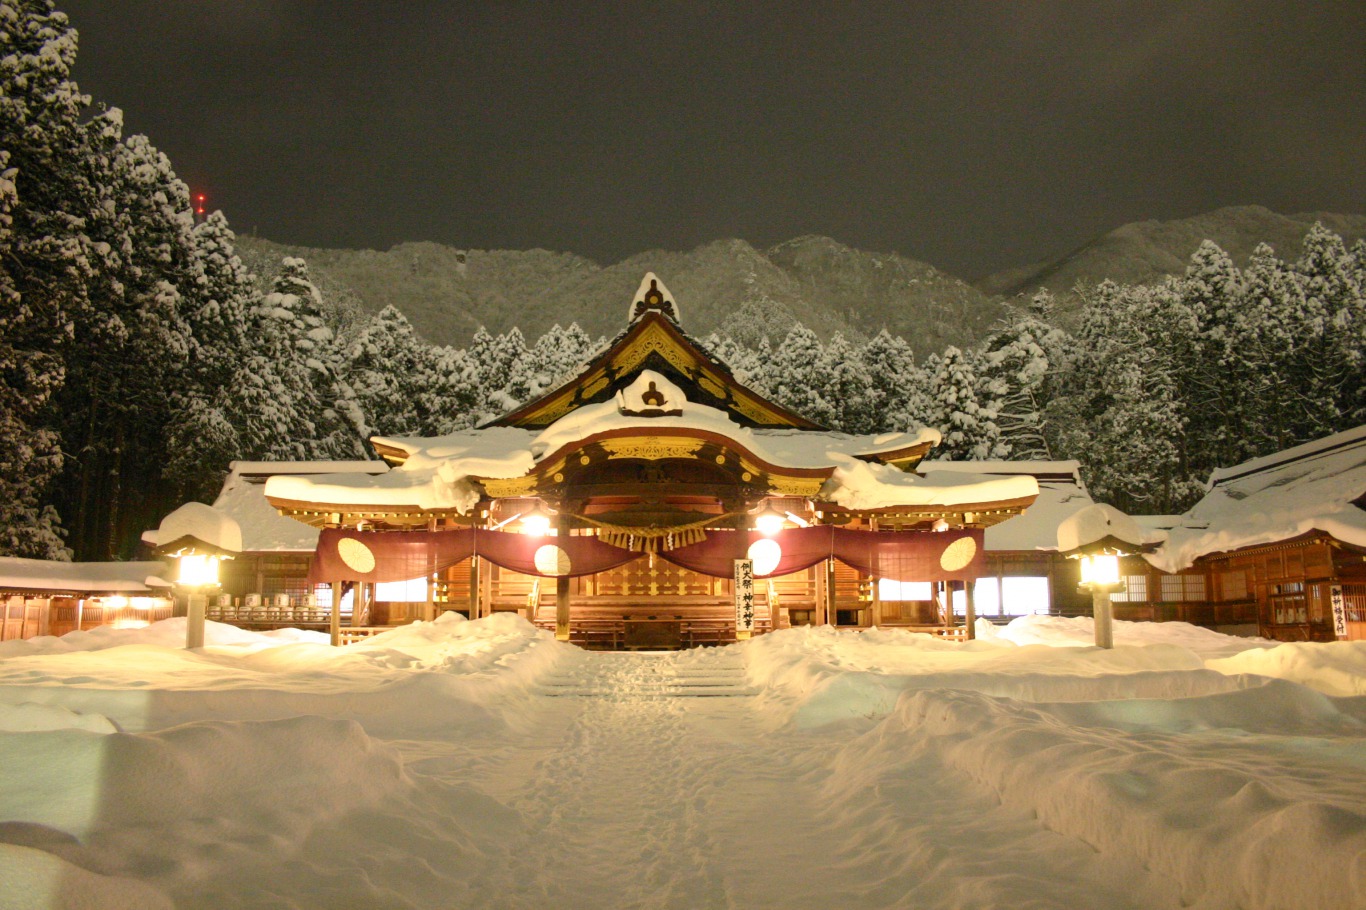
[404,648,1185,910]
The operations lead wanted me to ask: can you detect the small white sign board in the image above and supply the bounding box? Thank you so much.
[734,559,755,634]
[1330,584,1347,640]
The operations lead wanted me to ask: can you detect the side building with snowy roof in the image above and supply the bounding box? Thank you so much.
[1135,425,1366,642]
[0,557,173,638]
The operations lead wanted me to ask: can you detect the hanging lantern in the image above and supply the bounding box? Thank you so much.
[754,504,785,536]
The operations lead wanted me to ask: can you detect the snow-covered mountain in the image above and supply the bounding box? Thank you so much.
[978,205,1366,300]
[234,235,1000,358]
[236,206,1366,356]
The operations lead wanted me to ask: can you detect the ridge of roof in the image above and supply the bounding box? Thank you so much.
[1206,424,1366,489]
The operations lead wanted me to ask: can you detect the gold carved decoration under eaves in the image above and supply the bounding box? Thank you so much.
[766,476,827,497]
[601,438,705,461]
[479,476,540,498]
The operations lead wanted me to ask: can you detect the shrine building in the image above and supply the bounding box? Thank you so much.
[248,275,1039,648]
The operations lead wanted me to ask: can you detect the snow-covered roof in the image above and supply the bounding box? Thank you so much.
[0,557,170,593]
[922,460,1090,551]
[260,392,1026,515]
[150,461,390,553]
[820,457,1038,512]
[1147,424,1366,572]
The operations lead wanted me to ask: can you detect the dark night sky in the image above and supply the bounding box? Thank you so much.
[58,1,1365,279]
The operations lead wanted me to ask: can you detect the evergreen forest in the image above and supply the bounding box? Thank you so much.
[2,1,1364,560]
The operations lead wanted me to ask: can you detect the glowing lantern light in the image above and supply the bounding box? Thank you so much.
[521,503,552,537]
[1078,553,1121,587]
[747,538,782,576]
[754,505,785,537]
[177,553,221,587]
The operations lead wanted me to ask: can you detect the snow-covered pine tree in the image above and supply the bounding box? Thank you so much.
[344,304,444,438]
[419,344,483,435]
[767,324,833,426]
[703,331,767,394]
[344,305,418,437]
[1231,243,1305,455]
[244,257,365,460]
[504,323,597,407]
[1053,281,1193,513]
[820,333,877,434]
[974,290,1069,460]
[55,128,201,557]
[163,210,257,500]
[861,328,929,432]
[0,150,67,558]
[928,346,1005,460]
[473,326,528,419]
[1293,223,1364,432]
[1176,240,1244,474]
[0,0,103,557]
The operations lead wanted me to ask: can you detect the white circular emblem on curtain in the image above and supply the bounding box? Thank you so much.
[337,537,377,574]
[939,536,977,572]
[747,538,782,576]
[534,544,572,576]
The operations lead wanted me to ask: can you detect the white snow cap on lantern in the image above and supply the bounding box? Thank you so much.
[627,273,681,324]
[153,502,243,554]
[1055,503,1163,554]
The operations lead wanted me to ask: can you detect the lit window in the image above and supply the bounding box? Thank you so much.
[1112,575,1148,603]
[1002,577,1050,614]
[971,577,1000,613]
[878,579,932,601]
[375,577,428,602]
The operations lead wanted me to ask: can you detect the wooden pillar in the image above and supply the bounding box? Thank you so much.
[353,582,367,627]
[329,581,342,647]
[964,578,977,640]
[468,557,480,619]
[819,558,836,627]
[423,517,437,622]
[555,515,572,641]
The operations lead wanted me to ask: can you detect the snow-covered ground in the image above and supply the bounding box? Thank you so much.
[0,615,1362,910]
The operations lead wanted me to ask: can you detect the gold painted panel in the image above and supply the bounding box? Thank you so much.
[601,438,705,461]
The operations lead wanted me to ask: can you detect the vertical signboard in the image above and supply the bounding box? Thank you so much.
[734,558,755,638]
[1329,584,1347,641]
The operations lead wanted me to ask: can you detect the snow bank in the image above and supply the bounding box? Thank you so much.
[1207,640,1366,696]
[824,685,1366,910]
[0,843,174,910]
[995,613,1273,659]
[0,616,327,657]
[0,613,567,736]
[745,624,1258,728]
